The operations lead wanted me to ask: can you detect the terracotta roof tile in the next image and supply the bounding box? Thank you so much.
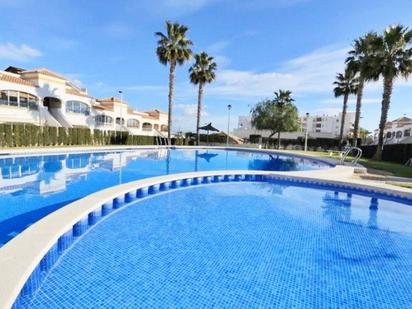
[65,88,91,98]
[22,68,66,80]
[0,73,38,87]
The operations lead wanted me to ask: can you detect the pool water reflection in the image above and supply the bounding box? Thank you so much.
[0,148,331,245]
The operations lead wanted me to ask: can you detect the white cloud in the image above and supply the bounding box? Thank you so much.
[0,43,42,61]
[174,103,209,131]
[208,45,348,97]
[207,40,230,53]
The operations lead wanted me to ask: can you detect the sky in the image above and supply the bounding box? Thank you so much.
[1,0,412,133]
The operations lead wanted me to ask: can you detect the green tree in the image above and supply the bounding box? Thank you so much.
[346,32,380,145]
[156,21,193,140]
[333,68,358,144]
[189,52,217,145]
[372,25,412,160]
[251,90,300,149]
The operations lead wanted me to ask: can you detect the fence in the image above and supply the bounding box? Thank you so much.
[0,123,157,147]
[361,144,412,164]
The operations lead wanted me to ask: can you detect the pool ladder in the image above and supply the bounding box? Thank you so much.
[155,135,170,146]
[340,147,362,165]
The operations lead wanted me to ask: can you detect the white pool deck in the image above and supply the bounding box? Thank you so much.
[0,145,411,308]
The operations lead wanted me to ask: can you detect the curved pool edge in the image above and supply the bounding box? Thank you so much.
[1,165,411,309]
[0,145,337,167]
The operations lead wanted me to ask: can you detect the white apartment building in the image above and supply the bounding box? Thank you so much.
[373,116,412,144]
[0,66,168,136]
[234,112,355,140]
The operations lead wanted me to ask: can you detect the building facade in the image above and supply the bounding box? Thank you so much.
[0,66,168,136]
[233,112,355,140]
[373,116,412,144]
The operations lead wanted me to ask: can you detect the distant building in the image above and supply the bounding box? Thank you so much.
[233,112,355,140]
[0,66,168,136]
[373,116,412,144]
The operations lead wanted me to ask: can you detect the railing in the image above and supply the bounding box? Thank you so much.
[340,147,363,165]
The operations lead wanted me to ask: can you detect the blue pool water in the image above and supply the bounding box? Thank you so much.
[0,148,331,246]
[25,181,412,308]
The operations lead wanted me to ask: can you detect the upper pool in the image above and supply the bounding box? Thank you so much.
[0,148,332,246]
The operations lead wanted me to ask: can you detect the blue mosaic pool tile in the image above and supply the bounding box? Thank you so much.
[22,182,412,308]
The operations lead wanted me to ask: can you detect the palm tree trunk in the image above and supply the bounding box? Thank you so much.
[339,92,349,145]
[277,131,281,149]
[167,61,176,140]
[373,76,393,161]
[195,83,204,146]
[353,78,364,146]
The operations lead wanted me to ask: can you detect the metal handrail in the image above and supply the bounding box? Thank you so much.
[340,147,362,165]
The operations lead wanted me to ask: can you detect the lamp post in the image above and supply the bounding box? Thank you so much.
[304,112,309,152]
[226,104,232,146]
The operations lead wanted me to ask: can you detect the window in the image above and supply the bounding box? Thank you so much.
[316,123,321,128]
[95,114,113,125]
[116,117,125,125]
[160,125,168,132]
[28,94,38,110]
[386,132,392,138]
[127,119,140,128]
[154,124,159,130]
[19,92,28,108]
[8,91,18,106]
[0,90,38,109]
[396,131,402,138]
[316,117,322,122]
[404,129,411,137]
[66,100,90,115]
[0,91,7,105]
[142,122,152,131]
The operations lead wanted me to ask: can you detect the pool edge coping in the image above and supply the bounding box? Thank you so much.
[1,163,412,308]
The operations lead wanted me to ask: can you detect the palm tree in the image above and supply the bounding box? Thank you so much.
[346,32,380,146]
[155,21,193,140]
[333,68,358,144]
[372,25,412,160]
[189,52,217,145]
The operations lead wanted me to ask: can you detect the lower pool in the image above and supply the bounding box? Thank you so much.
[23,181,412,308]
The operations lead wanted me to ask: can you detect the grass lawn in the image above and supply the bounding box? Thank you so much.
[386,181,412,189]
[358,159,412,178]
[287,149,412,179]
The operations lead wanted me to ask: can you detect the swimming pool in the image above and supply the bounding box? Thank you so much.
[19,179,412,308]
[0,148,331,246]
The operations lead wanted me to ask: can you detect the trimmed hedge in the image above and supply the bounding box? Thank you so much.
[361,144,412,164]
[0,123,157,147]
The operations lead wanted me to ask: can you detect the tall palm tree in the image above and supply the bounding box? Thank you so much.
[189,52,217,145]
[372,25,412,160]
[333,68,358,144]
[346,32,380,146]
[155,21,193,140]
[272,90,297,149]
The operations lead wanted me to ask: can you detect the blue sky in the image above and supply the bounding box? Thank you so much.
[1,0,412,133]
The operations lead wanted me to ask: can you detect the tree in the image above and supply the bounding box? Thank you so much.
[346,32,380,146]
[251,90,300,149]
[372,25,412,160]
[333,68,358,144]
[189,52,217,145]
[155,21,193,139]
